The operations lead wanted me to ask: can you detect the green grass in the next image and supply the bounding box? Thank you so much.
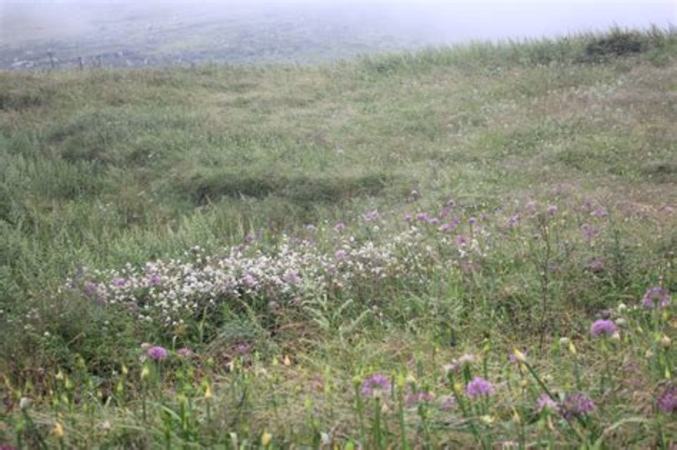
[0,29,676,448]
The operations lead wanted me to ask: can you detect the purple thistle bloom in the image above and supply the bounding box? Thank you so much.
[147,274,162,286]
[147,346,168,361]
[360,373,391,397]
[416,212,431,223]
[657,385,677,414]
[641,287,671,309]
[404,213,413,222]
[455,235,468,247]
[468,217,477,225]
[507,214,520,228]
[334,222,346,232]
[561,393,595,419]
[405,391,435,407]
[438,222,457,233]
[536,394,559,413]
[546,204,558,215]
[590,319,618,338]
[465,377,494,399]
[83,281,98,296]
[581,224,599,242]
[112,277,127,287]
[335,249,348,261]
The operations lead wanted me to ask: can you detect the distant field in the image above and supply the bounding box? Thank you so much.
[0,30,676,448]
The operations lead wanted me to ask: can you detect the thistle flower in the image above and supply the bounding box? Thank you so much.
[657,385,676,414]
[580,223,599,242]
[561,393,595,419]
[535,394,559,413]
[405,391,435,407]
[465,377,494,399]
[360,373,391,397]
[507,214,520,228]
[590,319,617,338]
[147,346,168,361]
[546,204,558,215]
[641,287,671,309]
[416,212,431,223]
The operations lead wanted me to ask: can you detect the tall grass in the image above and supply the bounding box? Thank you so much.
[0,29,675,448]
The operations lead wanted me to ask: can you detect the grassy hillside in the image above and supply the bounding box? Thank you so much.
[0,30,676,448]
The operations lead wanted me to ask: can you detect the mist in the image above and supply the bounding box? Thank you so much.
[1,0,674,69]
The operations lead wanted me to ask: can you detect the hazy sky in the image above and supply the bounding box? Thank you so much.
[1,0,675,49]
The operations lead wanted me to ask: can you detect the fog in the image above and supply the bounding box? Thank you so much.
[1,0,674,68]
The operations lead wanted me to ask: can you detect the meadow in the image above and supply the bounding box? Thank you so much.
[0,29,676,448]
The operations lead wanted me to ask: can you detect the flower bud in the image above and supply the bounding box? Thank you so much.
[512,349,527,363]
[19,397,32,410]
[52,422,65,438]
[261,431,272,447]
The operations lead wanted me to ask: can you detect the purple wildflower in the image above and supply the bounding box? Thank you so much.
[591,207,608,218]
[455,235,468,247]
[525,200,538,213]
[334,222,346,232]
[641,287,671,309]
[581,224,599,242]
[507,214,520,228]
[405,391,435,407]
[112,277,127,287]
[590,319,618,338]
[416,212,431,223]
[335,249,348,261]
[241,273,258,289]
[282,270,302,285]
[362,210,380,222]
[536,394,559,413]
[546,204,558,215]
[585,257,605,273]
[147,274,162,286]
[404,213,413,222]
[0,445,18,450]
[657,385,677,414]
[561,393,595,419]
[360,373,391,397]
[465,377,494,399]
[83,281,98,296]
[147,346,168,361]
[468,217,477,225]
[438,222,457,233]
